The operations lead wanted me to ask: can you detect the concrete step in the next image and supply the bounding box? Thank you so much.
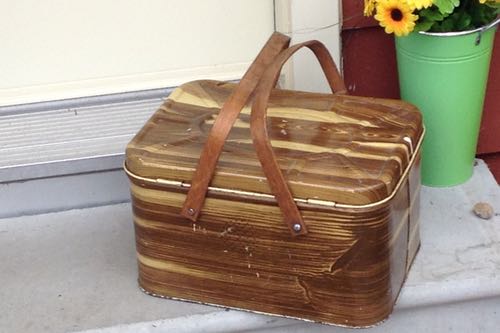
[0,160,499,333]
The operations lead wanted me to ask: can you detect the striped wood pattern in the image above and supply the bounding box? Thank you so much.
[125,79,424,327]
[128,157,420,327]
[126,80,423,205]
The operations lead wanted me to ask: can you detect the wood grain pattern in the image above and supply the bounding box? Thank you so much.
[125,79,424,326]
[127,155,420,326]
[127,80,423,205]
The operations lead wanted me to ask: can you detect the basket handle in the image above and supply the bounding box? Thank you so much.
[250,40,347,236]
[181,32,291,221]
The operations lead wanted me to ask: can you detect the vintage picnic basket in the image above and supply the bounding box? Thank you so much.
[124,33,424,327]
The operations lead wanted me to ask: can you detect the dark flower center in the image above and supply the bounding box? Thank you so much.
[391,8,403,22]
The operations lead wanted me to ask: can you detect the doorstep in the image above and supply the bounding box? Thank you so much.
[0,90,168,218]
[0,160,499,333]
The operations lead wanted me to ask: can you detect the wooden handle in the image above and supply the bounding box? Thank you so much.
[250,41,347,236]
[181,32,291,221]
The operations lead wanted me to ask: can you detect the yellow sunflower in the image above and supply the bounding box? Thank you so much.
[364,0,377,16]
[406,0,434,9]
[374,0,418,37]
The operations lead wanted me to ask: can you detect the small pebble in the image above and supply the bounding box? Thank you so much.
[473,202,494,220]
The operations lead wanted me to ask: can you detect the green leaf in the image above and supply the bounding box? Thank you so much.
[485,2,500,10]
[430,15,456,32]
[441,17,457,31]
[419,8,445,21]
[455,12,472,30]
[470,2,498,28]
[424,0,498,32]
[415,20,436,32]
[433,0,460,15]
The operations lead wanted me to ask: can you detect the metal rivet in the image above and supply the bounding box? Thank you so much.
[475,32,482,46]
[187,208,195,215]
[293,223,302,232]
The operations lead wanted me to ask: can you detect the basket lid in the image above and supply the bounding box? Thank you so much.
[126,80,423,206]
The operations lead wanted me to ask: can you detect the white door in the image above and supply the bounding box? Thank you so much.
[0,0,341,106]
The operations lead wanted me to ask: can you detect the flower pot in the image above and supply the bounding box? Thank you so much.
[395,22,498,187]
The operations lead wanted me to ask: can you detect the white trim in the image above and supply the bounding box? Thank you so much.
[274,0,342,92]
[274,0,295,89]
[0,62,250,107]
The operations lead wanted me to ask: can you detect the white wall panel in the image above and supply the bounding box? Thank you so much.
[275,0,342,93]
[0,0,274,106]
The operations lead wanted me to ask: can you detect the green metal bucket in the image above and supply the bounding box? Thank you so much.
[396,21,498,187]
